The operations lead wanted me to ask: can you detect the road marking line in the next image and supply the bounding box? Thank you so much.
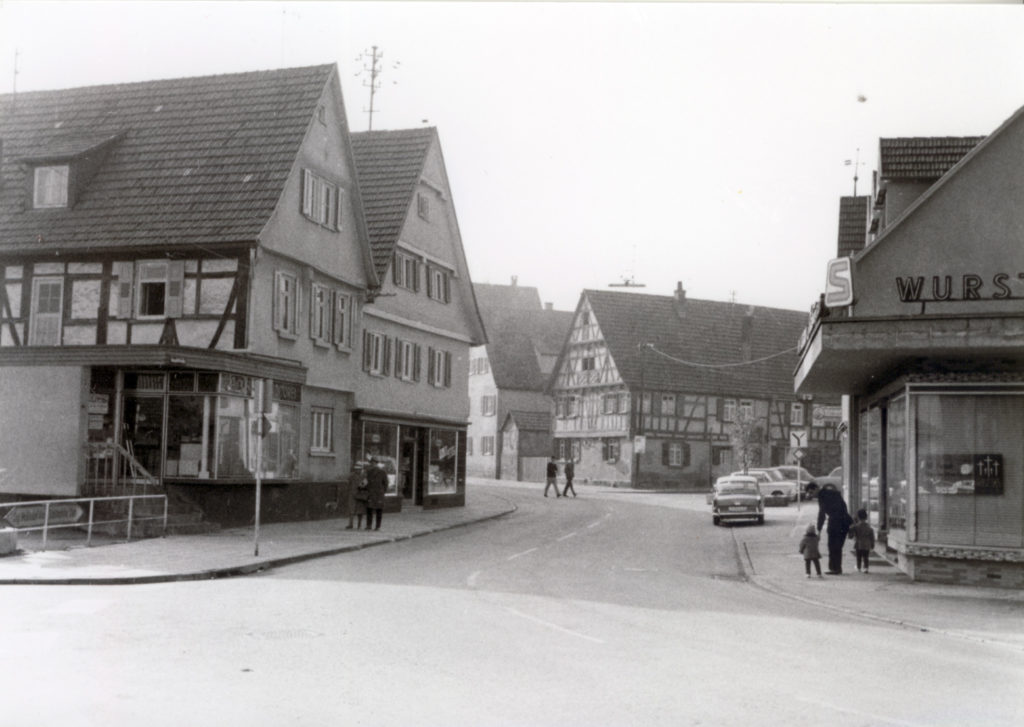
[557,531,577,541]
[586,513,612,529]
[796,696,927,727]
[507,547,538,561]
[504,606,604,644]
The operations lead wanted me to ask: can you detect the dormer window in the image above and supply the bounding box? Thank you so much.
[33,165,69,208]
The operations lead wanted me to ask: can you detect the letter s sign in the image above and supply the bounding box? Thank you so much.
[824,257,854,307]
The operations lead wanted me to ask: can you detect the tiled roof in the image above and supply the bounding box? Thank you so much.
[484,308,573,391]
[582,290,809,398]
[0,65,335,253]
[505,409,552,432]
[473,282,543,314]
[837,196,870,258]
[350,128,435,279]
[878,136,984,181]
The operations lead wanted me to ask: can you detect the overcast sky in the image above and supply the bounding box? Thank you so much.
[2,2,1023,314]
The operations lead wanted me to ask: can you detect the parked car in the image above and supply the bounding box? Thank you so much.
[816,467,842,490]
[733,468,796,505]
[772,466,817,487]
[709,475,765,526]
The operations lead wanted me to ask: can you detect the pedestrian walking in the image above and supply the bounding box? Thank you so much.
[346,462,368,530]
[544,456,561,498]
[562,459,577,498]
[799,523,823,578]
[848,508,876,573]
[364,456,388,530]
[806,482,853,574]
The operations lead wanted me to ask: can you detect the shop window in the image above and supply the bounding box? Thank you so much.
[481,395,496,416]
[33,165,69,208]
[428,429,458,495]
[887,396,908,536]
[273,271,298,338]
[358,421,399,496]
[29,277,63,345]
[311,408,334,454]
[481,436,495,456]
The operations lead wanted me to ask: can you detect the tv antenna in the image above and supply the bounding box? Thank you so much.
[844,147,865,196]
[608,275,646,289]
[354,46,399,131]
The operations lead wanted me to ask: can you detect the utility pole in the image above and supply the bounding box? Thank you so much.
[609,276,647,488]
[354,46,399,131]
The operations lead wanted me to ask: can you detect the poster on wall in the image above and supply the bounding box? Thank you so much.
[919,453,1003,495]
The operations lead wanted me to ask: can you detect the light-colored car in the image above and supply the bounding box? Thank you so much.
[710,475,765,526]
[733,468,797,504]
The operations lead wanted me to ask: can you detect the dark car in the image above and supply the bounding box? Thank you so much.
[710,476,765,526]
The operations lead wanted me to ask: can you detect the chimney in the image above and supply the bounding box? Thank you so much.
[545,302,553,311]
[673,281,687,318]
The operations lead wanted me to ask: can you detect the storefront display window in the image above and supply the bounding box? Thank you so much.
[361,421,399,496]
[913,393,1024,548]
[858,407,882,523]
[886,396,907,538]
[428,429,458,495]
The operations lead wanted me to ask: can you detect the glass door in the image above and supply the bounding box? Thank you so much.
[122,395,165,479]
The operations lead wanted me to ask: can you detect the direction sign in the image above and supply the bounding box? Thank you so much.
[4,503,84,529]
[790,429,808,449]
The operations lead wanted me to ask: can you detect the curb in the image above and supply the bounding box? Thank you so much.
[0,499,518,587]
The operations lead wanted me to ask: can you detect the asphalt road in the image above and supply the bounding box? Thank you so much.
[3,484,1022,726]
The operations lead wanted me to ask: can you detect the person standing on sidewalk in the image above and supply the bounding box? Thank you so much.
[346,462,368,530]
[806,482,853,574]
[365,457,388,530]
[544,456,561,497]
[562,458,577,498]
[848,508,876,573]
[799,523,823,578]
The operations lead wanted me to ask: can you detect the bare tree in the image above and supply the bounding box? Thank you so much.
[729,409,764,474]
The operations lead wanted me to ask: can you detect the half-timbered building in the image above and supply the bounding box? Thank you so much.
[0,66,380,523]
[551,285,841,489]
[350,128,486,509]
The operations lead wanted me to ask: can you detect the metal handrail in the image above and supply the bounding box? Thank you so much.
[0,494,168,550]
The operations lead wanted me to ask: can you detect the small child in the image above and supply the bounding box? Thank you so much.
[848,508,876,573]
[799,523,823,578]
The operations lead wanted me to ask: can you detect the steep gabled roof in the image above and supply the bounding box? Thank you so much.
[473,282,544,314]
[0,64,336,253]
[484,308,573,391]
[837,196,870,258]
[350,127,435,279]
[879,136,984,181]
[504,409,552,432]
[581,290,809,398]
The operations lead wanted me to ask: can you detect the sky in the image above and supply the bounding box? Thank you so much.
[2,1,1023,314]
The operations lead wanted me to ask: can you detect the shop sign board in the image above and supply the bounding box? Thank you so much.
[4,503,84,528]
[633,435,646,454]
[87,394,109,414]
[919,453,1003,496]
[824,257,853,307]
[812,405,842,426]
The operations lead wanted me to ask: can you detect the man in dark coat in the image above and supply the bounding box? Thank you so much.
[365,457,389,531]
[544,457,561,498]
[562,458,577,497]
[807,482,853,574]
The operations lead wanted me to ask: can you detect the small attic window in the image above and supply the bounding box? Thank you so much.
[33,165,69,208]
[417,192,430,221]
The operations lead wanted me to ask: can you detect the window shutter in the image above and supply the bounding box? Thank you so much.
[716,397,724,421]
[412,260,420,292]
[115,262,134,319]
[362,330,372,371]
[662,442,670,466]
[382,336,392,376]
[427,347,436,384]
[682,443,691,467]
[166,261,185,318]
[443,351,451,387]
[301,169,313,216]
[393,254,401,285]
[335,188,345,231]
[425,266,433,299]
[443,274,451,303]
[413,344,422,381]
[394,338,403,378]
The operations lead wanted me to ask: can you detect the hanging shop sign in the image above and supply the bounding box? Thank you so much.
[824,257,854,307]
[919,453,1003,496]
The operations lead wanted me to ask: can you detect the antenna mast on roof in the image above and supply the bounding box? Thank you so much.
[844,147,864,196]
[355,46,399,131]
[608,276,646,288]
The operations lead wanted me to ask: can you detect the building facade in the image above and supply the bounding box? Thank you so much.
[552,286,841,490]
[350,128,486,509]
[797,124,1024,587]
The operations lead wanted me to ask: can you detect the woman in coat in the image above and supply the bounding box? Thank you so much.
[364,456,389,531]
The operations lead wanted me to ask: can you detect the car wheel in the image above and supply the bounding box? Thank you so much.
[712,515,720,526]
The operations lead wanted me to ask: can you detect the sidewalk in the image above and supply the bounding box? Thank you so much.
[0,488,517,586]
[737,500,1024,651]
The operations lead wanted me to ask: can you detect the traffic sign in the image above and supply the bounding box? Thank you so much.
[790,429,808,448]
[4,503,83,529]
[793,448,805,461]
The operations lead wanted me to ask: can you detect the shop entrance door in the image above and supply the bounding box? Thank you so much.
[122,395,164,481]
[400,430,421,504]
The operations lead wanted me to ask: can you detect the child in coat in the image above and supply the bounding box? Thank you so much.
[848,508,876,573]
[799,523,823,578]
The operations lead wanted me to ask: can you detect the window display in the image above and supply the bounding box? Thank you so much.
[428,429,458,495]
